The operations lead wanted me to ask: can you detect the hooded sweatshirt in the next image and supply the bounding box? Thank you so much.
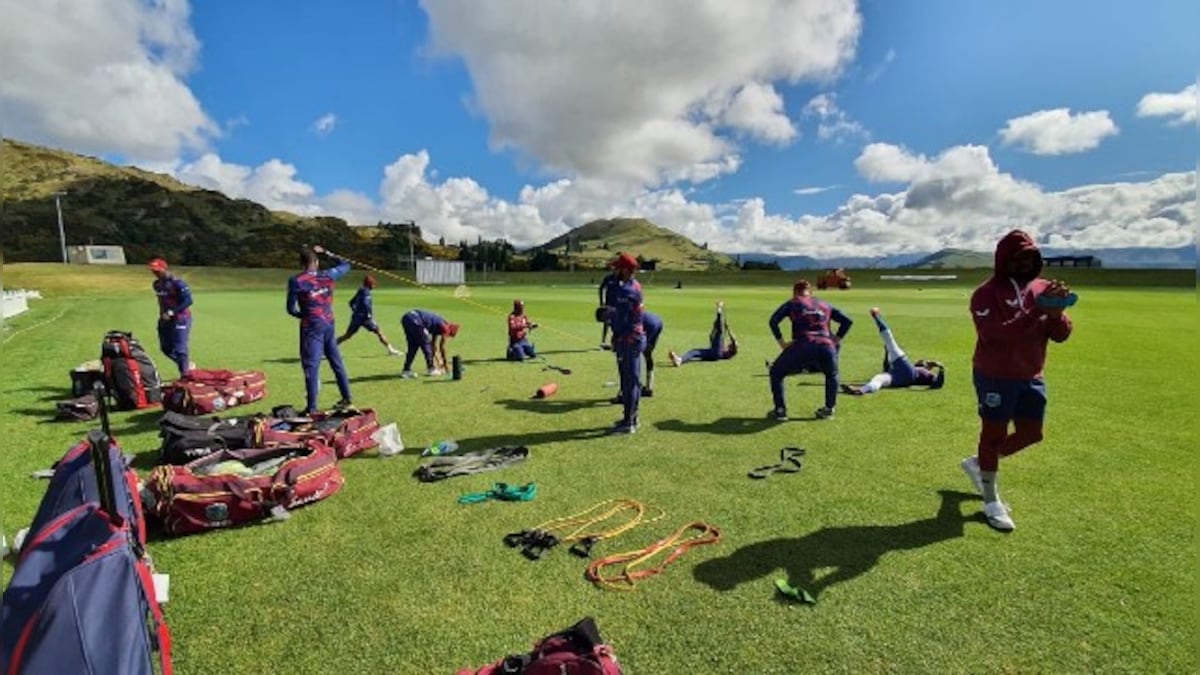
[970,230,1072,379]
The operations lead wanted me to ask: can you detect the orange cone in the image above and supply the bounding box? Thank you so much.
[533,382,558,399]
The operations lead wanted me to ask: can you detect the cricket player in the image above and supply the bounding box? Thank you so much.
[669,301,739,366]
[400,309,459,377]
[767,279,852,421]
[841,307,944,395]
[507,299,538,361]
[149,258,193,376]
[286,245,353,414]
[961,229,1074,532]
[602,253,645,433]
[337,275,401,355]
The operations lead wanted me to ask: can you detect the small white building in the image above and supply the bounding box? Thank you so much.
[68,245,127,265]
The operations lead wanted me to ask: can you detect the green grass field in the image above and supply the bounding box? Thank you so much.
[1,263,1195,674]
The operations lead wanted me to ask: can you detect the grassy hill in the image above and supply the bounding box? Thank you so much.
[0,139,196,200]
[0,139,436,268]
[537,218,737,271]
[906,248,993,269]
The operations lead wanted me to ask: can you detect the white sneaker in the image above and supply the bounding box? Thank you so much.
[387,347,400,356]
[983,501,1015,531]
[427,368,445,377]
[669,350,682,367]
[400,370,417,379]
[960,456,984,495]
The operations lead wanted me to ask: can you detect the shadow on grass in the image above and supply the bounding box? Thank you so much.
[694,490,982,602]
[8,408,63,425]
[112,408,166,436]
[263,357,301,364]
[654,416,813,435]
[449,425,613,453]
[494,398,612,414]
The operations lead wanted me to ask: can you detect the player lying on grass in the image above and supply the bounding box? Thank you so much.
[669,301,738,367]
[840,307,944,395]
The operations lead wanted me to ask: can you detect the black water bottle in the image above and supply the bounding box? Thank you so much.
[452,355,463,380]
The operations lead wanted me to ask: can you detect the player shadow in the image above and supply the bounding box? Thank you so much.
[655,416,814,435]
[8,407,68,425]
[449,425,613,453]
[263,357,301,364]
[694,490,982,602]
[535,348,595,356]
[494,398,611,414]
[114,408,167,436]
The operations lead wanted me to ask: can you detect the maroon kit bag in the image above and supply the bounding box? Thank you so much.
[258,407,380,459]
[162,368,267,415]
[144,439,343,536]
[457,618,623,675]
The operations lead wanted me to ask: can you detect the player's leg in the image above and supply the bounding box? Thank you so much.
[768,346,801,419]
[871,308,907,365]
[400,316,422,375]
[324,325,353,405]
[172,316,192,376]
[815,345,838,418]
[969,373,1019,531]
[338,317,363,345]
[299,329,324,413]
[998,379,1046,457]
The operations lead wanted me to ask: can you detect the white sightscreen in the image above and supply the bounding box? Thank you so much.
[416,259,465,285]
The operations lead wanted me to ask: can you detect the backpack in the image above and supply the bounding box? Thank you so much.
[158,410,263,465]
[457,617,622,675]
[144,440,344,536]
[259,406,380,459]
[161,368,268,415]
[69,360,105,397]
[100,331,162,410]
[1,424,172,675]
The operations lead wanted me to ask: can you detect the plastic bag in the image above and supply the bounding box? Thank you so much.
[373,423,404,457]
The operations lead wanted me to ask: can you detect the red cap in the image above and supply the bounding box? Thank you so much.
[608,253,639,271]
[364,275,377,288]
[444,323,460,337]
[148,258,168,272]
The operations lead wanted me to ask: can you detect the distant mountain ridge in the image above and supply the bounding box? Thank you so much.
[736,245,1195,270]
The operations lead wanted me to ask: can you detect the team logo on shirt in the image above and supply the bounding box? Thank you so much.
[984,392,1001,408]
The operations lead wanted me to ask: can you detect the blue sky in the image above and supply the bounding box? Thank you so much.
[1,0,1195,255]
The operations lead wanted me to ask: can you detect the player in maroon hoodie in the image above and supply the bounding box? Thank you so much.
[962,230,1075,532]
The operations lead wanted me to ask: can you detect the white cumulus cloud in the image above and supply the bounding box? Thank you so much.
[150,144,1195,259]
[311,113,338,137]
[1136,83,1197,126]
[419,0,861,185]
[0,0,217,160]
[999,108,1119,155]
[802,93,868,143]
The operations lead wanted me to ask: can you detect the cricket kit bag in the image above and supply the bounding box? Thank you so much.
[259,406,380,459]
[158,410,265,465]
[100,331,163,410]
[161,368,268,415]
[1,426,173,675]
[144,439,344,536]
[456,617,623,675]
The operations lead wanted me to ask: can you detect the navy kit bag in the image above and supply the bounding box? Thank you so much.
[0,383,173,675]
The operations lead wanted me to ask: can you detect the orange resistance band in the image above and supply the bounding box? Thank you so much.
[586,521,722,591]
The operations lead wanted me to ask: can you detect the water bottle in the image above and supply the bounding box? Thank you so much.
[452,355,463,381]
[422,439,459,457]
